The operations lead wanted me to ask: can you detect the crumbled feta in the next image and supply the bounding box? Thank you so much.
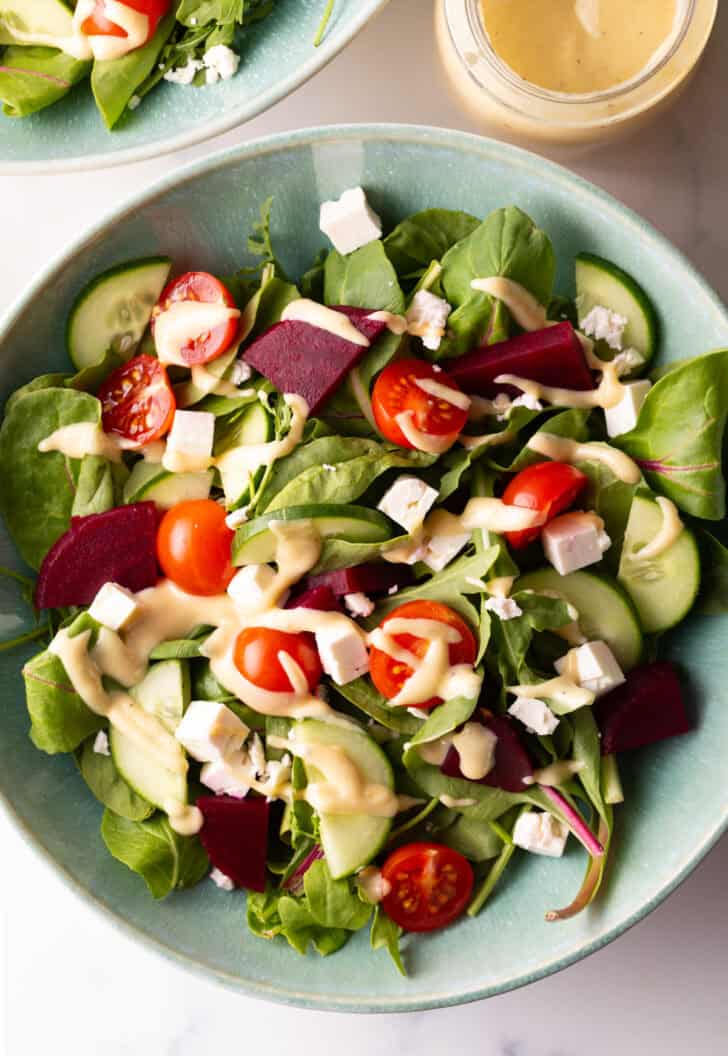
[210,867,235,891]
[513,811,569,857]
[227,564,276,608]
[387,585,399,596]
[356,866,392,904]
[127,94,140,111]
[88,582,139,632]
[405,290,451,352]
[93,730,110,756]
[484,596,523,621]
[377,475,438,534]
[200,755,250,798]
[407,707,431,720]
[612,348,646,376]
[164,58,203,85]
[230,359,253,386]
[579,305,628,350]
[322,463,336,472]
[542,511,611,576]
[225,506,249,530]
[166,410,215,467]
[175,700,249,763]
[510,393,543,414]
[421,527,471,572]
[604,379,651,438]
[319,187,382,256]
[508,696,559,735]
[555,640,625,697]
[202,44,240,85]
[343,592,375,618]
[315,625,369,685]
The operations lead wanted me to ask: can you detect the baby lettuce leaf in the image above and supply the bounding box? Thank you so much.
[0,387,102,569]
[0,46,90,118]
[615,350,728,520]
[370,906,406,976]
[76,735,154,822]
[694,529,728,614]
[101,809,209,899]
[382,208,480,278]
[91,10,176,129]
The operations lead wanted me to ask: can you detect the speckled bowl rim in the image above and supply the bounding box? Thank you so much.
[0,2,390,175]
[0,124,726,1012]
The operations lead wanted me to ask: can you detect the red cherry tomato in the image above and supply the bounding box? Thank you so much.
[372,359,468,451]
[98,353,175,448]
[82,0,171,41]
[233,628,323,693]
[369,600,476,709]
[156,500,235,596]
[152,271,239,366]
[381,842,474,932]
[502,460,589,549]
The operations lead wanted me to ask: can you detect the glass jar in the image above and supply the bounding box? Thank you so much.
[435,0,718,150]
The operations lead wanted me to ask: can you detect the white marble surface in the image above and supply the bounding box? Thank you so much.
[1,1,727,1052]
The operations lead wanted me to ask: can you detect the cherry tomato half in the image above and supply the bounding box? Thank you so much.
[502,460,589,549]
[381,842,474,932]
[369,600,477,709]
[233,628,323,693]
[82,0,171,41]
[372,359,468,451]
[156,500,235,596]
[152,271,239,366]
[98,353,175,448]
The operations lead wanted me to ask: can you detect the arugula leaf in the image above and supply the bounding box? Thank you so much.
[0,46,90,118]
[75,735,154,822]
[467,808,524,916]
[312,536,409,575]
[382,209,479,279]
[695,529,728,614]
[91,10,177,129]
[616,349,728,520]
[101,809,209,899]
[370,905,406,976]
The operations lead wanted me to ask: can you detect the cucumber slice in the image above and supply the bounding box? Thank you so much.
[215,401,273,506]
[123,460,213,508]
[294,719,394,878]
[576,252,658,368]
[174,345,239,408]
[111,660,190,810]
[67,257,171,371]
[617,494,700,633]
[517,567,643,670]
[233,504,395,566]
[0,0,73,43]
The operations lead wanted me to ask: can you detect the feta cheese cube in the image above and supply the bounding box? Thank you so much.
[175,700,249,763]
[579,305,628,350]
[315,625,369,685]
[405,290,451,352]
[93,730,111,756]
[485,596,523,621]
[343,592,375,618]
[319,187,382,256]
[165,410,215,471]
[88,582,139,632]
[421,528,471,572]
[508,696,559,735]
[377,475,438,534]
[200,756,250,798]
[513,811,569,857]
[202,44,240,84]
[210,867,235,891]
[227,564,276,608]
[555,640,625,697]
[542,512,611,576]
[604,379,651,438]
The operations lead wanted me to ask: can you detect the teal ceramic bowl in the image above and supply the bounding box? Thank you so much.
[0,1,388,172]
[0,126,726,1011]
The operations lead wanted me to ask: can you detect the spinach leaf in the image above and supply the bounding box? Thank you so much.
[485,594,569,688]
[0,387,102,569]
[91,10,177,128]
[370,906,406,976]
[247,276,300,341]
[72,455,126,518]
[75,735,153,821]
[4,373,71,417]
[256,436,379,511]
[406,695,478,748]
[695,529,728,614]
[382,209,479,278]
[404,750,521,822]
[467,809,523,916]
[303,860,372,930]
[331,678,421,734]
[101,809,209,899]
[570,708,607,822]
[276,897,350,956]
[67,349,125,395]
[616,349,728,520]
[0,46,90,118]
[324,241,406,316]
[439,814,504,861]
[300,249,327,301]
[577,461,637,573]
[312,536,408,574]
[492,408,591,473]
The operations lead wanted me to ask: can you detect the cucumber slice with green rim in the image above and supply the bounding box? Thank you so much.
[123,460,213,508]
[215,400,274,505]
[617,494,700,633]
[294,719,394,878]
[517,567,643,670]
[67,257,171,371]
[233,504,396,566]
[576,252,658,368]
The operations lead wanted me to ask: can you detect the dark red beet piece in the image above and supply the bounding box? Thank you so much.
[243,307,389,414]
[441,713,533,793]
[35,502,158,609]
[445,322,594,398]
[304,563,414,598]
[594,662,691,755]
[197,796,269,892]
[285,584,343,612]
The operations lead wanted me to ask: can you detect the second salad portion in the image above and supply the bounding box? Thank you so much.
[3,190,726,973]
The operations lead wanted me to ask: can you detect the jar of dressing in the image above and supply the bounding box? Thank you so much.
[435,0,717,149]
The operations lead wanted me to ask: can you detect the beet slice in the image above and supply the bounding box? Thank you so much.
[197,795,269,891]
[35,502,158,609]
[594,662,691,755]
[445,322,594,398]
[304,563,414,598]
[285,584,343,612]
[441,713,533,793]
[243,306,389,414]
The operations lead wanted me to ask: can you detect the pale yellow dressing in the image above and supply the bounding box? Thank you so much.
[38,422,126,463]
[471,276,549,331]
[367,310,408,336]
[395,410,456,454]
[508,675,595,711]
[414,377,472,412]
[282,299,369,347]
[439,794,477,808]
[631,497,684,559]
[153,301,241,366]
[461,496,546,533]
[460,427,516,452]
[451,721,497,780]
[527,432,641,484]
[289,737,399,818]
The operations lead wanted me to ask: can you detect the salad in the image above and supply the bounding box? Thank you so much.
[0,0,334,128]
[2,190,726,975]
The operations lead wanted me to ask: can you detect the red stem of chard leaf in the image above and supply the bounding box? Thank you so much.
[545,816,611,922]
[539,785,605,857]
[282,844,324,895]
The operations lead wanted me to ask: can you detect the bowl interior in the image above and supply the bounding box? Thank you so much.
[0,1,387,171]
[1,127,727,1011]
